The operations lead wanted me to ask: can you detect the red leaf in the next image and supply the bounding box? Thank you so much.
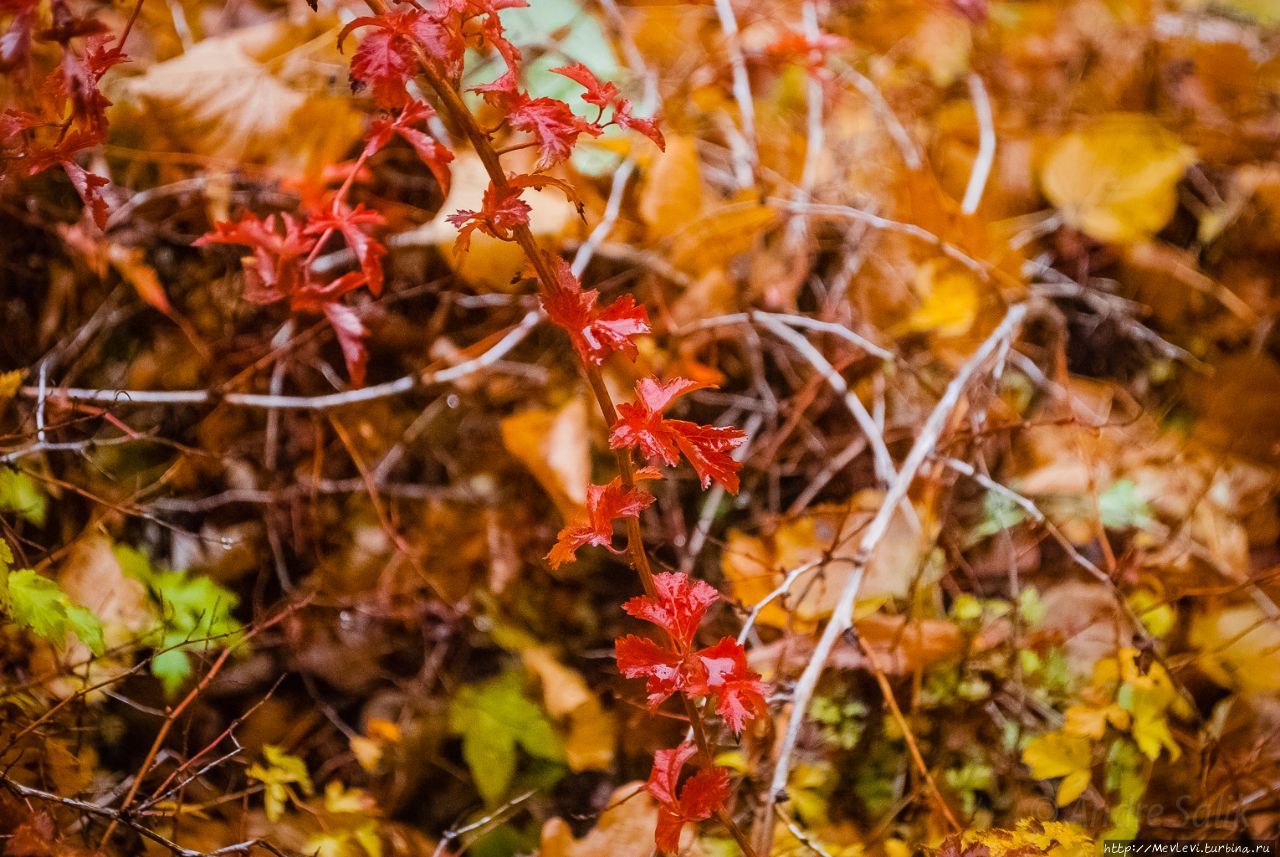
[673,422,747,493]
[614,100,665,151]
[195,212,315,303]
[363,100,453,196]
[614,634,685,707]
[472,69,523,113]
[507,96,600,169]
[342,11,464,108]
[323,300,369,387]
[765,29,850,75]
[609,378,747,491]
[305,203,387,296]
[551,61,618,108]
[445,181,531,254]
[546,471,656,567]
[541,256,649,365]
[622,571,718,650]
[647,742,698,808]
[59,158,108,228]
[645,744,730,854]
[693,637,769,734]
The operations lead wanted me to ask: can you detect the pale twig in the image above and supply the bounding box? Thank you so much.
[961,73,995,216]
[262,319,294,472]
[774,199,996,282]
[775,805,836,857]
[767,304,1027,807]
[681,311,895,362]
[785,0,825,250]
[18,310,542,411]
[833,64,921,169]
[754,313,896,484]
[711,0,758,183]
[735,558,827,645]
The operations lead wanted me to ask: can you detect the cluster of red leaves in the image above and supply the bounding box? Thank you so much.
[646,743,731,853]
[335,5,758,852]
[611,378,748,492]
[197,94,452,385]
[615,573,768,734]
[763,29,850,77]
[1,0,127,228]
[614,574,767,849]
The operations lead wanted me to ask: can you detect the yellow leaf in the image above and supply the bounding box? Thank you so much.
[901,259,981,337]
[500,399,590,521]
[1022,731,1092,805]
[1056,769,1092,807]
[521,644,615,771]
[639,134,706,236]
[0,370,23,400]
[1040,114,1195,245]
[1190,602,1280,692]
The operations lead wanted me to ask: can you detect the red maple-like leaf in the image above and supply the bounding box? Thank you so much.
[26,130,110,228]
[196,213,373,384]
[363,100,454,196]
[507,96,601,169]
[645,744,731,854]
[609,378,747,492]
[551,62,619,108]
[552,62,665,151]
[445,181,530,254]
[541,256,650,365]
[546,470,657,568]
[692,637,769,734]
[614,634,686,707]
[341,10,464,108]
[305,203,387,296]
[623,571,718,649]
[613,99,665,151]
[195,212,315,303]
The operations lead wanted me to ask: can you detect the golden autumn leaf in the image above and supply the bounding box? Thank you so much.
[500,398,590,521]
[1040,114,1195,244]
[1021,731,1093,806]
[1191,603,1280,693]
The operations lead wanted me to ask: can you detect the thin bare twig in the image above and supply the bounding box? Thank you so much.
[961,73,995,216]
[766,303,1027,811]
[18,310,542,411]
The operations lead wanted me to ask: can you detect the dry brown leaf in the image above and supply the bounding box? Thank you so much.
[122,19,362,178]
[722,491,932,630]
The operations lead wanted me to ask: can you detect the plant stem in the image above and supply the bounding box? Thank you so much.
[353,7,751,849]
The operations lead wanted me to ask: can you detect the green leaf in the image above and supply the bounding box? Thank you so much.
[150,647,192,697]
[116,545,242,695]
[5,569,67,639]
[969,490,1028,544]
[1098,480,1154,530]
[0,470,47,527]
[448,671,564,805]
[1,566,103,654]
[66,604,105,656]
